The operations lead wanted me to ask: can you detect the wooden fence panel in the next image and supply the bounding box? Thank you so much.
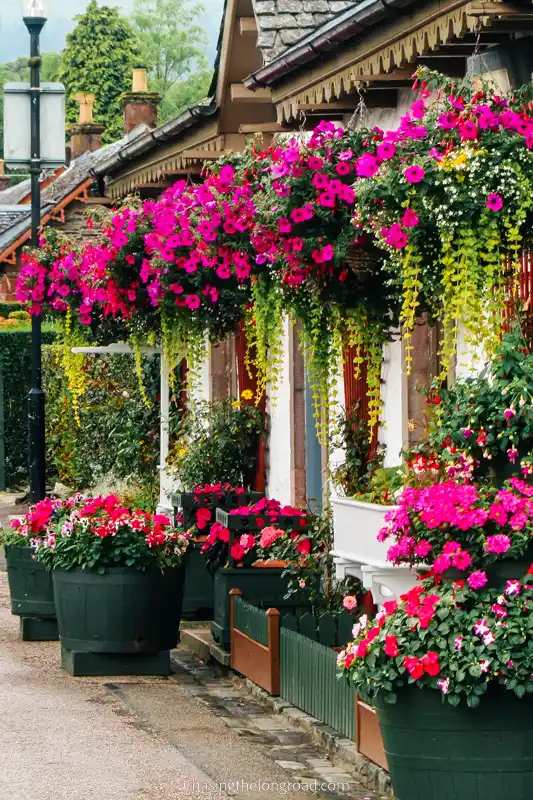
[280,628,356,741]
[230,590,280,695]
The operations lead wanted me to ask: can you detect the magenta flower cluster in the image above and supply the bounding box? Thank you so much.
[379,477,533,586]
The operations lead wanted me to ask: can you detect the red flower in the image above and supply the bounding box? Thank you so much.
[356,639,369,658]
[384,635,399,657]
[383,600,398,616]
[404,656,424,680]
[421,651,441,677]
[295,538,311,556]
[230,542,246,561]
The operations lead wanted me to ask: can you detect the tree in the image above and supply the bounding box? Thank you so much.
[131,0,212,124]
[58,0,139,143]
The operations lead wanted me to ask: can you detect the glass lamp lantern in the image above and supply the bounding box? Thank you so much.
[20,0,49,18]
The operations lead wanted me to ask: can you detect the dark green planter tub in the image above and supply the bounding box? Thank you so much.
[212,566,315,650]
[53,565,185,676]
[375,685,533,800]
[4,545,58,641]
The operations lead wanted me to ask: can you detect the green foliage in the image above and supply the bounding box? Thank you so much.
[43,349,177,496]
[33,497,190,573]
[58,0,139,142]
[330,404,385,497]
[425,327,533,484]
[339,577,533,706]
[131,0,211,124]
[0,329,56,489]
[170,396,262,489]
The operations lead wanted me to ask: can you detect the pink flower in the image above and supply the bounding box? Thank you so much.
[459,121,478,139]
[474,619,490,636]
[239,533,256,551]
[404,165,425,184]
[492,603,507,618]
[480,660,491,673]
[414,540,432,558]
[438,113,457,130]
[438,678,450,694]
[259,526,284,549]
[484,534,511,554]
[505,580,521,596]
[489,503,508,526]
[452,551,472,571]
[454,636,463,651]
[185,294,201,310]
[433,554,451,574]
[402,208,420,227]
[483,631,496,646]
[343,595,358,611]
[376,142,396,160]
[468,571,488,590]
[410,99,426,119]
[356,153,379,178]
[486,193,503,212]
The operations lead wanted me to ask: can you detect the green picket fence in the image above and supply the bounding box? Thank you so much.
[233,594,269,645]
[280,627,356,740]
[281,609,354,647]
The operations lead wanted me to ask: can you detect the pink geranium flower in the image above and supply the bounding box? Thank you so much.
[468,571,488,590]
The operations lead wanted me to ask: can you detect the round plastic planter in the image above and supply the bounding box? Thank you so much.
[375,685,533,800]
[4,545,58,641]
[53,566,185,676]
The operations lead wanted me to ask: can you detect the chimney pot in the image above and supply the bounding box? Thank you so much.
[73,92,96,125]
[132,68,149,93]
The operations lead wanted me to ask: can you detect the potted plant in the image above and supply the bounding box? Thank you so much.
[339,476,533,798]
[200,497,320,648]
[169,395,263,619]
[172,481,262,620]
[34,494,190,676]
[2,496,83,641]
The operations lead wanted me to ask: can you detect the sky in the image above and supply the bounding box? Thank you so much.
[0,0,224,64]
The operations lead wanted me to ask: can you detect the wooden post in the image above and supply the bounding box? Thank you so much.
[229,588,242,656]
[266,607,281,696]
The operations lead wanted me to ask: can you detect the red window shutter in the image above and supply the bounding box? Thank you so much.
[343,344,379,459]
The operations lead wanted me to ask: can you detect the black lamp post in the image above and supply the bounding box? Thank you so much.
[22,0,48,503]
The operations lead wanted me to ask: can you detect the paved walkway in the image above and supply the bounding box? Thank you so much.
[0,566,381,800]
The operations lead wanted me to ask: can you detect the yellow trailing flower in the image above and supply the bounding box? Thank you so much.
[241,389,254,401]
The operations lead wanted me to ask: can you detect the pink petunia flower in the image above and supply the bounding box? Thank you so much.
[486,193,503,212]
[402,208,420,227]
[404,165,425,184]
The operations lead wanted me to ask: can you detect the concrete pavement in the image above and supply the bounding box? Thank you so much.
[0,570,379,800]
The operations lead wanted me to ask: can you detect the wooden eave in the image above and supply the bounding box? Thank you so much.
[270,0,533,123]
[0,177,93,265]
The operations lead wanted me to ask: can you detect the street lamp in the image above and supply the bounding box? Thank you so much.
[22,0,48,502]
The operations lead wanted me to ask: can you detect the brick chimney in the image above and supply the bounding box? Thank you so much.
[122,69,161,134]
[68,94,105,160]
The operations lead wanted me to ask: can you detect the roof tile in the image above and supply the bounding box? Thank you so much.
[252,0,358,63]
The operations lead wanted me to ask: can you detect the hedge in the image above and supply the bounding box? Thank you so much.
[0,329,56,489]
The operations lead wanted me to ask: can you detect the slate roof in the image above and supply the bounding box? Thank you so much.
[251,0,357,63]
[0,207,31,235]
